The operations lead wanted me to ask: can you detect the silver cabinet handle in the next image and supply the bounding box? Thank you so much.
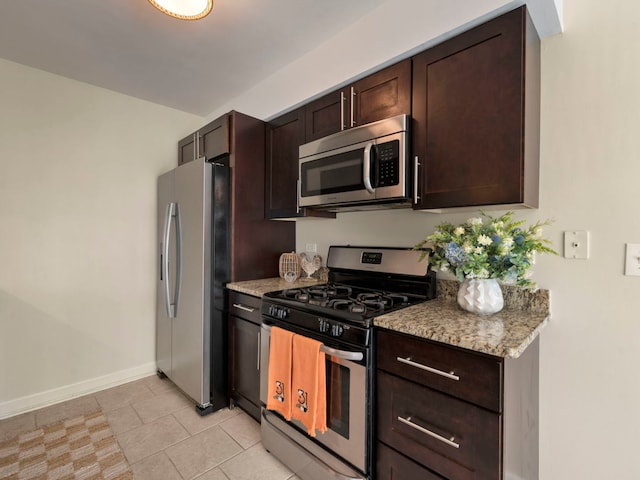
[396,356,460,381]
[233,303,255,313]
[340,91,346,131]
[350,86,356,127]
[413,155,420,204]
[363,142,375,194]
[397,415,460,449]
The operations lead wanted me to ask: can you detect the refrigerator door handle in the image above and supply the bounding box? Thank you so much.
[173,203,182,318]
[162,202,174,318]
[163,202,182,319]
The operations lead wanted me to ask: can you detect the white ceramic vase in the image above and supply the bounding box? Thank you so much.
[457,278,504,315]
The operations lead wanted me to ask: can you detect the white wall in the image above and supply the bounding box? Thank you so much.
[209,0,639,478]
[0,59,203,417]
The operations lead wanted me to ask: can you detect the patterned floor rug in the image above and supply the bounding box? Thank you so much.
[0,411,132,480]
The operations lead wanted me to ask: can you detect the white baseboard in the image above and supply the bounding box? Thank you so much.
[0,361,158,420]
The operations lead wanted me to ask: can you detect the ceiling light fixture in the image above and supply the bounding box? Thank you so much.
[147,0,213,20]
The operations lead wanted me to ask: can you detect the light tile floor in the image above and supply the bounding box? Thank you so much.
[0,375,301,480]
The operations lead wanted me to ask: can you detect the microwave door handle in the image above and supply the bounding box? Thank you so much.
[363,142,375,194]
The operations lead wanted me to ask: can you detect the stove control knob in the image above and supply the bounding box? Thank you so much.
[331,324,344,337]
[268,305,288,319]
[319,319,331,333]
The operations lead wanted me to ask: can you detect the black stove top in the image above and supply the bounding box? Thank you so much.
[261,246,436,347]
[264,282,427,323]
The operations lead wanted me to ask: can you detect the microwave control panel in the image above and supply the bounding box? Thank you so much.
[376,140,400,187]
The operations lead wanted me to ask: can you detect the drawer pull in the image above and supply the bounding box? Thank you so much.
[396,357,460,381]
[397,416,460,449]
[232,303,256,313]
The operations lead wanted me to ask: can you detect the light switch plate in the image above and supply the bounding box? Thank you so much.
[624,243,640,276]
[564,231,589,259]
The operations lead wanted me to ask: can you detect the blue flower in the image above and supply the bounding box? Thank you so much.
[514,234,525,245]
[444,242,467,267]
[492,234,502,244]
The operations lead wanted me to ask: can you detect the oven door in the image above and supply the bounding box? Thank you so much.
[260,323,368,475]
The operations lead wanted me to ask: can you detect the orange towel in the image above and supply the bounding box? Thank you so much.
[291,334,327,437]
[266,326,294,420]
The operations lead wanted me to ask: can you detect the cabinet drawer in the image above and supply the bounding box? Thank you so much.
[229,291,261,324]
[377,442,445,480]
[377,371,500,480]
[376,329,502,412]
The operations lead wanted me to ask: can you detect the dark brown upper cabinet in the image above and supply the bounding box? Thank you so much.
[412,6,540,211]
[176,111,295,280]
[304,60,411,142]
[265,108,335,220]
[178,115,230,165]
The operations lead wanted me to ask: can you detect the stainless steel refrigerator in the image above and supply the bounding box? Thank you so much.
[156,157,229,415]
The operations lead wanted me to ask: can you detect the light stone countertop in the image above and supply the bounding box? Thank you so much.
[226,277,549,359]
[374,279,550,359]
[226,277,325,297]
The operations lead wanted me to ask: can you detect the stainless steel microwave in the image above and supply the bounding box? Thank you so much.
[298,114,410,211]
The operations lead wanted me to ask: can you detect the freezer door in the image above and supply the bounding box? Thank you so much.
[171,158,213,406]
[156,170,176,378]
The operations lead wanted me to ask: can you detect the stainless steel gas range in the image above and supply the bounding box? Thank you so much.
[259,246,436,480]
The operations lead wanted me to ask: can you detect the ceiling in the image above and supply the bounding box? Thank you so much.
[0,0,387,116]
[0,1,562,118]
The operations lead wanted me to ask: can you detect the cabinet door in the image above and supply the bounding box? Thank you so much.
[377,329,502,413]
[377,443,445,480]
[412,6,531,210]
[353,59,411,127]
[304,60,411,143]
[266,109,335,220]
[200,115,230,160]
[229,315,261,421]
[178,116,230,165]
[377,371,501,480]
[304,89,344,142]
[178,134,195,166]
[265,109,306,218]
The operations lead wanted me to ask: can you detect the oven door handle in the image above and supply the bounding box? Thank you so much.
[321,345,363,362]
[261,324,363,362]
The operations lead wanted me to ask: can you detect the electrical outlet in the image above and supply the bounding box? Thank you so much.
[305,243,317,253]
[564,231,589,259]
[625,243,640,276]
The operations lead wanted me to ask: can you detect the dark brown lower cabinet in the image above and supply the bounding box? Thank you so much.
[228,291,262,421]
[376,328,539,479]
[377,442,445,480]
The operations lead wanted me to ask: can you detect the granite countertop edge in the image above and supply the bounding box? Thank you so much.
[374,299,549,359]
[226,277,325,297]
[227,277,550,359]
